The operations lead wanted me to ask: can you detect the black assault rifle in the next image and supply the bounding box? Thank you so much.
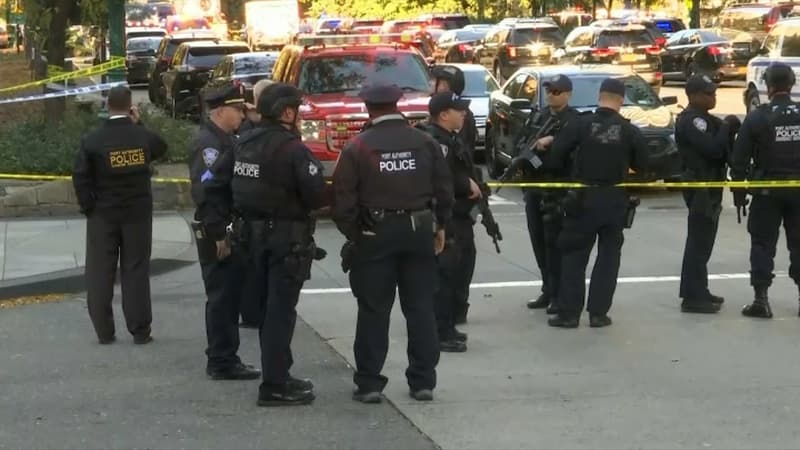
[495,113,558,194]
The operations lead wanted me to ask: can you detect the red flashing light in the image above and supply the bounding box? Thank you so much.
[655,36,666,47]
[508,47,517,58]
[654,72,663,80]
[645,46,662,55]
[592,47,616,57]
[708,45,722,56]
[458,43,472,53]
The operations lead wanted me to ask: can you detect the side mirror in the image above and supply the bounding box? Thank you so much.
[661,96,678,105]
[510,99,532,110]
[758,46,769,55]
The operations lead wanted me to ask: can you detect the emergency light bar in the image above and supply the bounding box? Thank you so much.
[297,33,417,47]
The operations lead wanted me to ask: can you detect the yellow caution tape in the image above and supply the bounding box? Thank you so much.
[0,57,126,94]
[3,172,800,189]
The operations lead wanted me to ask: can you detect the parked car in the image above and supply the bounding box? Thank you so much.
[744,17,800,112]
[435,63,500,153]
[207,51,279,105]
[472,22,565,82]
[125,26,166,41]
[416,13,471,31]
[433,28,489,63]
[485,65,681,181]
[125,36,162,84]
[161,40,250,118]
[342,18,384,34]
[558,24,663,93]
[380,20,427,34]
[148,29,220,105]
[661,29,753,82]
[711,3,794,44]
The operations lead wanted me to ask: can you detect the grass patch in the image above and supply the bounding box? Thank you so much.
[0,52,43,126]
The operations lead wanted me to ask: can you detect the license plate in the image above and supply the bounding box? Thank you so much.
[738,66,747,74]
[621,54,642,62]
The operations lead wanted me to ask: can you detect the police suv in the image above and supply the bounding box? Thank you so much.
[744,17,800,113]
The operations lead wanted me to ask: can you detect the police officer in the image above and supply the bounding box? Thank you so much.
[417,91,479,353]
[73,86,167,345]
[542,78,649,328]
[731,63,800,319]
[675,75,740,314]
[431,64,478,323]
[189,83,260,380]
[232,83,328,406]
[237,79,274,134]
[333,84,454,403]
[521,74,580,314]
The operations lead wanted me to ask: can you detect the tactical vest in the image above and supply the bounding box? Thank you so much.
[231,125,304,219]
[760,102,800,178]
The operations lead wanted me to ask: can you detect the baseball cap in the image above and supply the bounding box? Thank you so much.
[429,91,471,116]
[542,74,573,92]
[599,78,626,97]
[685,74,717,95]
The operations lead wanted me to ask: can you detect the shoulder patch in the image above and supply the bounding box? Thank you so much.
[692,117,708,132]
[202,147,219,167]
[440,144,449,157]
[308,161,319,176]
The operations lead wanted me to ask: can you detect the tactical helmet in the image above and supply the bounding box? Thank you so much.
[764,63,796,90]
[257,83,304,119]
[430,64,465,96]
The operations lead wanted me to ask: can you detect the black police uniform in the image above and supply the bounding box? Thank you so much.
[231,83,328,405]
[544,78,649,327]
[431,64,477,323]
[189,84,260,379]
[675,75,734,313]
[522,75,580,312]
[416,92,475,352]
[72,101,168,344]
[333,84,454,401]
[731,63,800,318]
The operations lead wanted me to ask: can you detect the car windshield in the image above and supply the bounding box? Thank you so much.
[718,8,769,32]
[430,17,470,30]
[568,76,661,109]
[234,56,277,74]
[188,46,249,67]
[455,30,487,41]
[126,5,154,21]
[511,27,564,45]
[462,69,499,96]
[127,31,164,39]
[597,29,654,47]
[698,30,726,43]
[127,38,161,51]
[298,52,431,95]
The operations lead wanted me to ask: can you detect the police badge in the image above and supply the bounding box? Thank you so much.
[308,161,319,176]
[202,148,219,167]
[692,117,708,132]
[440,144,449,157]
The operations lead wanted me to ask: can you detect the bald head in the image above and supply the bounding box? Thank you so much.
[107,86,132,115]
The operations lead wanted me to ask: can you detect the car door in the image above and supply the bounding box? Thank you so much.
[491,71,526,160]
[661,30,691,75]
[162,45,184,100]
[508,74,538,158]
[564,28,592,63]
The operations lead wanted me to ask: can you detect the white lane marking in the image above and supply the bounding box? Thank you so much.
[301,272,778,295]
[488,194,517,206]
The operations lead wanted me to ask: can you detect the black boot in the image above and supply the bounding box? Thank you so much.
[681,297,720,314]
[742,286,773,319]
[527,293,550,309]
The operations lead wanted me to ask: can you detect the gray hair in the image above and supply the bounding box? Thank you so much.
[252,79,275,105]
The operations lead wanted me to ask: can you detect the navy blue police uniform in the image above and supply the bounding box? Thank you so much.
[189,83,261,380]
[675,75,738,314]
[731,63,800,319]
[416,91,475,353]
[333,84,454,403]
[230,83,328,406]
[522,74,580,314]
[72,86,167,345]
[544,78,649,328]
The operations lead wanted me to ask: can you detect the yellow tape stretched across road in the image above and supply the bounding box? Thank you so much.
[3,172,800,189]
[0,57,126,94]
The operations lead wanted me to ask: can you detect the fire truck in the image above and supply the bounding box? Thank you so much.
[271,33,434,175]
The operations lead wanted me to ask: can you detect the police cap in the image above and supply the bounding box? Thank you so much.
[599,77,626,97]
[429,91,471,116]
[764,63,796,90]
[685,74,717,96]
[542,74,573,93]
[257,83,303,118]
[204,83,245,109]
[358,84,404,106]
[430,64,465,96]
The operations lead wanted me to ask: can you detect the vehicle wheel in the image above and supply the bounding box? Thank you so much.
[486,126,504,179]
[745,86,760,113]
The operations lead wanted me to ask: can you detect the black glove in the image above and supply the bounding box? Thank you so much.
[340,241,355,273]
[313,247,327,261]
[732,188,749,208]
[724,115,742,135]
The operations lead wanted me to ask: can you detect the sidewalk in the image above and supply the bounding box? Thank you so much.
[0,212,195,298]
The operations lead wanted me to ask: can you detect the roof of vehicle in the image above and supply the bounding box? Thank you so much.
[230,51,279,59]
[418,13,469,18]
[126,26,166,32]
[515,64,644,78]
[168,29,218,39]
[127,35,164,41]
[512,22,561,30]
[292,33,430,52]
[437,63,491,72]
[179,40,248,48]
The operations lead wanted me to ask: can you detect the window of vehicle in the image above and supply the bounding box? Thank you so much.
[234,55,277,74]
[188,46,249,68]
[666,29,688,45]
[462,69,500,96]
[454,29,488,42]
[565,28,593,47]
[519,76,538,101]
[127,38,161,52]
[762,25,781,54]
[718,7,769,33]
[212,58,229,78]
[172,46,187,66]
[697,30,726,43]
[568,76,661,109]
[596,29,654,47]
[780,25,800,56]
[510,27,564,46]
[484,27,506,45]
[503,72,526,98]
[127,30,166,39]
[429,16,470,30]
[438,31,456,44]
[297,52,430,94]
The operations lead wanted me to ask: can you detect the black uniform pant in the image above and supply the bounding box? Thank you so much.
[350,214,439,393]
[435,216,476,340]
[199,246,245,370]
[85,213,152,340]
[748,191,800,288]
[525,190,563,300]
[238,242,267,326]
[679,189,722,299]
[248,220,310,391]
[558,189,627,318]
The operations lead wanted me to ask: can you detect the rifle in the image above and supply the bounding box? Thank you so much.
[477,182,503,253]
[495,114,558,193]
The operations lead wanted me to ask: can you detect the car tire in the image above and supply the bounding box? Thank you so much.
[486,126,504,179]
[745,86,760,113]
